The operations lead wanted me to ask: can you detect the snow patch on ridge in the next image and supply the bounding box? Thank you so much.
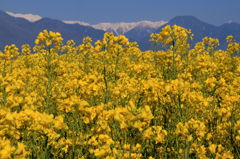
[93,21,167,35]
[6,11,42,22]
[63,20,167,35]
[63,21,91,26]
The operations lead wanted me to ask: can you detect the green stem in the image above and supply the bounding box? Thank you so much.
[103,65,109,104]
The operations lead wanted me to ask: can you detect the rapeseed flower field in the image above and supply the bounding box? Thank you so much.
[0,25,240,158]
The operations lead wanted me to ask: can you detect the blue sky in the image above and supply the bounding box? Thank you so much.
[0,0,239,25]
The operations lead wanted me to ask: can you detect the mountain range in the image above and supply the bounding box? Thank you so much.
[0,10,240,51]
[0,11,105,50]
[64,20,167,35]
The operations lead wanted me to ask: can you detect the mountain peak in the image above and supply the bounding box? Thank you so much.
[64,21,90,26]
[6,11,42,22]
[169,15,203,25]
[63,20,167,35]
[93,21,167,35]
[34,17,63,25]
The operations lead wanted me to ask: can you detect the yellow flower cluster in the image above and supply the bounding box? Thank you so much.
[0,26,240,158]
[150,25,193,53]
[0,138,28,159]
[34,29,63,50]
[0,44,19,60]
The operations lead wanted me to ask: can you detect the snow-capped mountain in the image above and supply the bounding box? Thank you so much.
[92,21,167,35]
[5,11,167,35]
[63,21,91,26]
[6,11,42,22]
[0,10,105,50]
[64,20,167,35]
